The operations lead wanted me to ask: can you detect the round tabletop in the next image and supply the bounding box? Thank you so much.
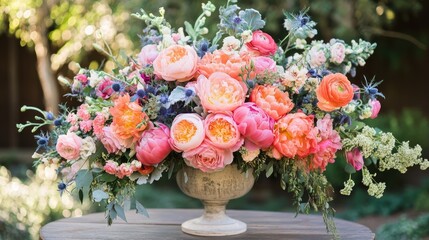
[40,208,374,240]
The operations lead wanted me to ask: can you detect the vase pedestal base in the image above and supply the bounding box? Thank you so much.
[181,215,246,236]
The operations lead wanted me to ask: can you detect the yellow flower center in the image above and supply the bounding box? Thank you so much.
[167,47,187,63]
[174,120,197,143]
[208,118,235,143]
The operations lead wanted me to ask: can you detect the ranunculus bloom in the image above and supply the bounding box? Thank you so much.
[204,113,242,150]
[346,148,364,171]
[138,44,159,66]
[196,72,246,112]
[316,73,354,112]
[100,127,123,154]
[136,123,172,166]
[198,50,251,81]
[273,112,317,159]
[311,115,342,171]
[104,160,118,175]
[183,140,233,172]
[250,85,294,120]
[170,113,205,152]
[233,103,274,150]
[369,99,381,119]
[56,132,82,161]
[245,30,277,56]
[153,45,198,82]
[96,78,114,99]
[252,56,277,76]
[110,94,149,141]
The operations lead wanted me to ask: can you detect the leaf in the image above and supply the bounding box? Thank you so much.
[136,200,150,218]
[92,190,109,202]
[114,203,127,222]
[75,170,93,196]
[99,173,117,183]
[79,189,83,204]
[280,178,286,190]
[167,86,187,108]
[91,168,103,173]
[265,161,274,178]
[239,9,265,31]
[344,164,357,174]
[184,21,196,40]
[167,161,175,179]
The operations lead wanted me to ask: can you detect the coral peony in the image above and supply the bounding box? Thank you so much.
[56,132,82,161]
[153,45,198,82]
[233,102,274,150]
[136,123,172,166]
[183,140,233,172]
[204,113,242,150]
[196,72,246,112]
[110,94,149,141]
[245,30,277,56]
[170,113,205,152]
[316,73,354,111]
[198,50,250,81]
[250,85,294,120]
[273,112,317,159]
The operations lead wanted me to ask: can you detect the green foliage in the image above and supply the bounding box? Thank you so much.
[376,214,429,240]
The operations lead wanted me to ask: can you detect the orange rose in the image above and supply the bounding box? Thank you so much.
[316,73,354,112]
[250,85,294,120]
[110,94,149,141]
[198,50,250,81]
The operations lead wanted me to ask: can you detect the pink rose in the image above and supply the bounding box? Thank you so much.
[56,132,82,161]
[233,103,274,150]
[183,140,233,172]
[329,42,346,64]
[370,99,381,119]
[103,160,118,175]
[170,114,205,152]
[204,113,242,150]
[346,148,364,171]
[136,123,172,166]
[138,44,159,66]
[252,56,277,75]
[245,30,277,56]
[153,45,198,82]
[273,112,317,159]
[96,78,114,99]
[196,72,246,112]
[100,127,123,154]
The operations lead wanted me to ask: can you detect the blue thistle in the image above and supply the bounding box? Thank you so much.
[53,118,63,126]
[363,76,385,100]
[35,132,49,152]
[45,112,54,120]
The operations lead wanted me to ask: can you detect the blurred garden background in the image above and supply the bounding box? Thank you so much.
[1,0,429,239]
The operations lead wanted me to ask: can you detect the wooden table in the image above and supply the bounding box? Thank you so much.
[40,209,374,239]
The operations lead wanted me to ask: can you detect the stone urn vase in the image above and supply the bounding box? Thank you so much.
[176,164,255,236]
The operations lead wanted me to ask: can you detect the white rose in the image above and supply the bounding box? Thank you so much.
[222,36,241,51]
[80,136,96,160]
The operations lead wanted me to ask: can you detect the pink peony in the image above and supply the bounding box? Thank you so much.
[204,113,242,150]
[138,44,159,66]
[153,45,198,82]
[245,30,277,56]
[252,56,277,75]
[170,113,205,152]
[272,112,317,159]
[56,132,82,161]
[103,160,118,175]
[311,115,342,171]
[183,140,233,172]
[99,127,123,154]
[369,99,381,119]
[233,102,274,150]
[346,148,364,171]
[136,123,172,166]
[96,78,114,99]
[196,72,246,112]
[250,85,294,121]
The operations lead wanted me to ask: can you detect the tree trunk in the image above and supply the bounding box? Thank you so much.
[34,0,59,115]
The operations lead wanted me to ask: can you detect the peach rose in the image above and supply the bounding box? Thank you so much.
[273,112,317,159]
[245,30,277,56]
[250,85,294,120]
[316,73,354,111]
[56,132,82,161]
[153,45,198,82]
[204,113,242,150]
[183,140,233,172]
[198,50,251,81]
[196,72,246,112]
[170,113,205,152]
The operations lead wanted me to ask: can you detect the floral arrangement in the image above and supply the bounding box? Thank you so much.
[17,0,428,236]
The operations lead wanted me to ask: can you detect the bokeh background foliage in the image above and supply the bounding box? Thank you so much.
[0,0,428,239]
